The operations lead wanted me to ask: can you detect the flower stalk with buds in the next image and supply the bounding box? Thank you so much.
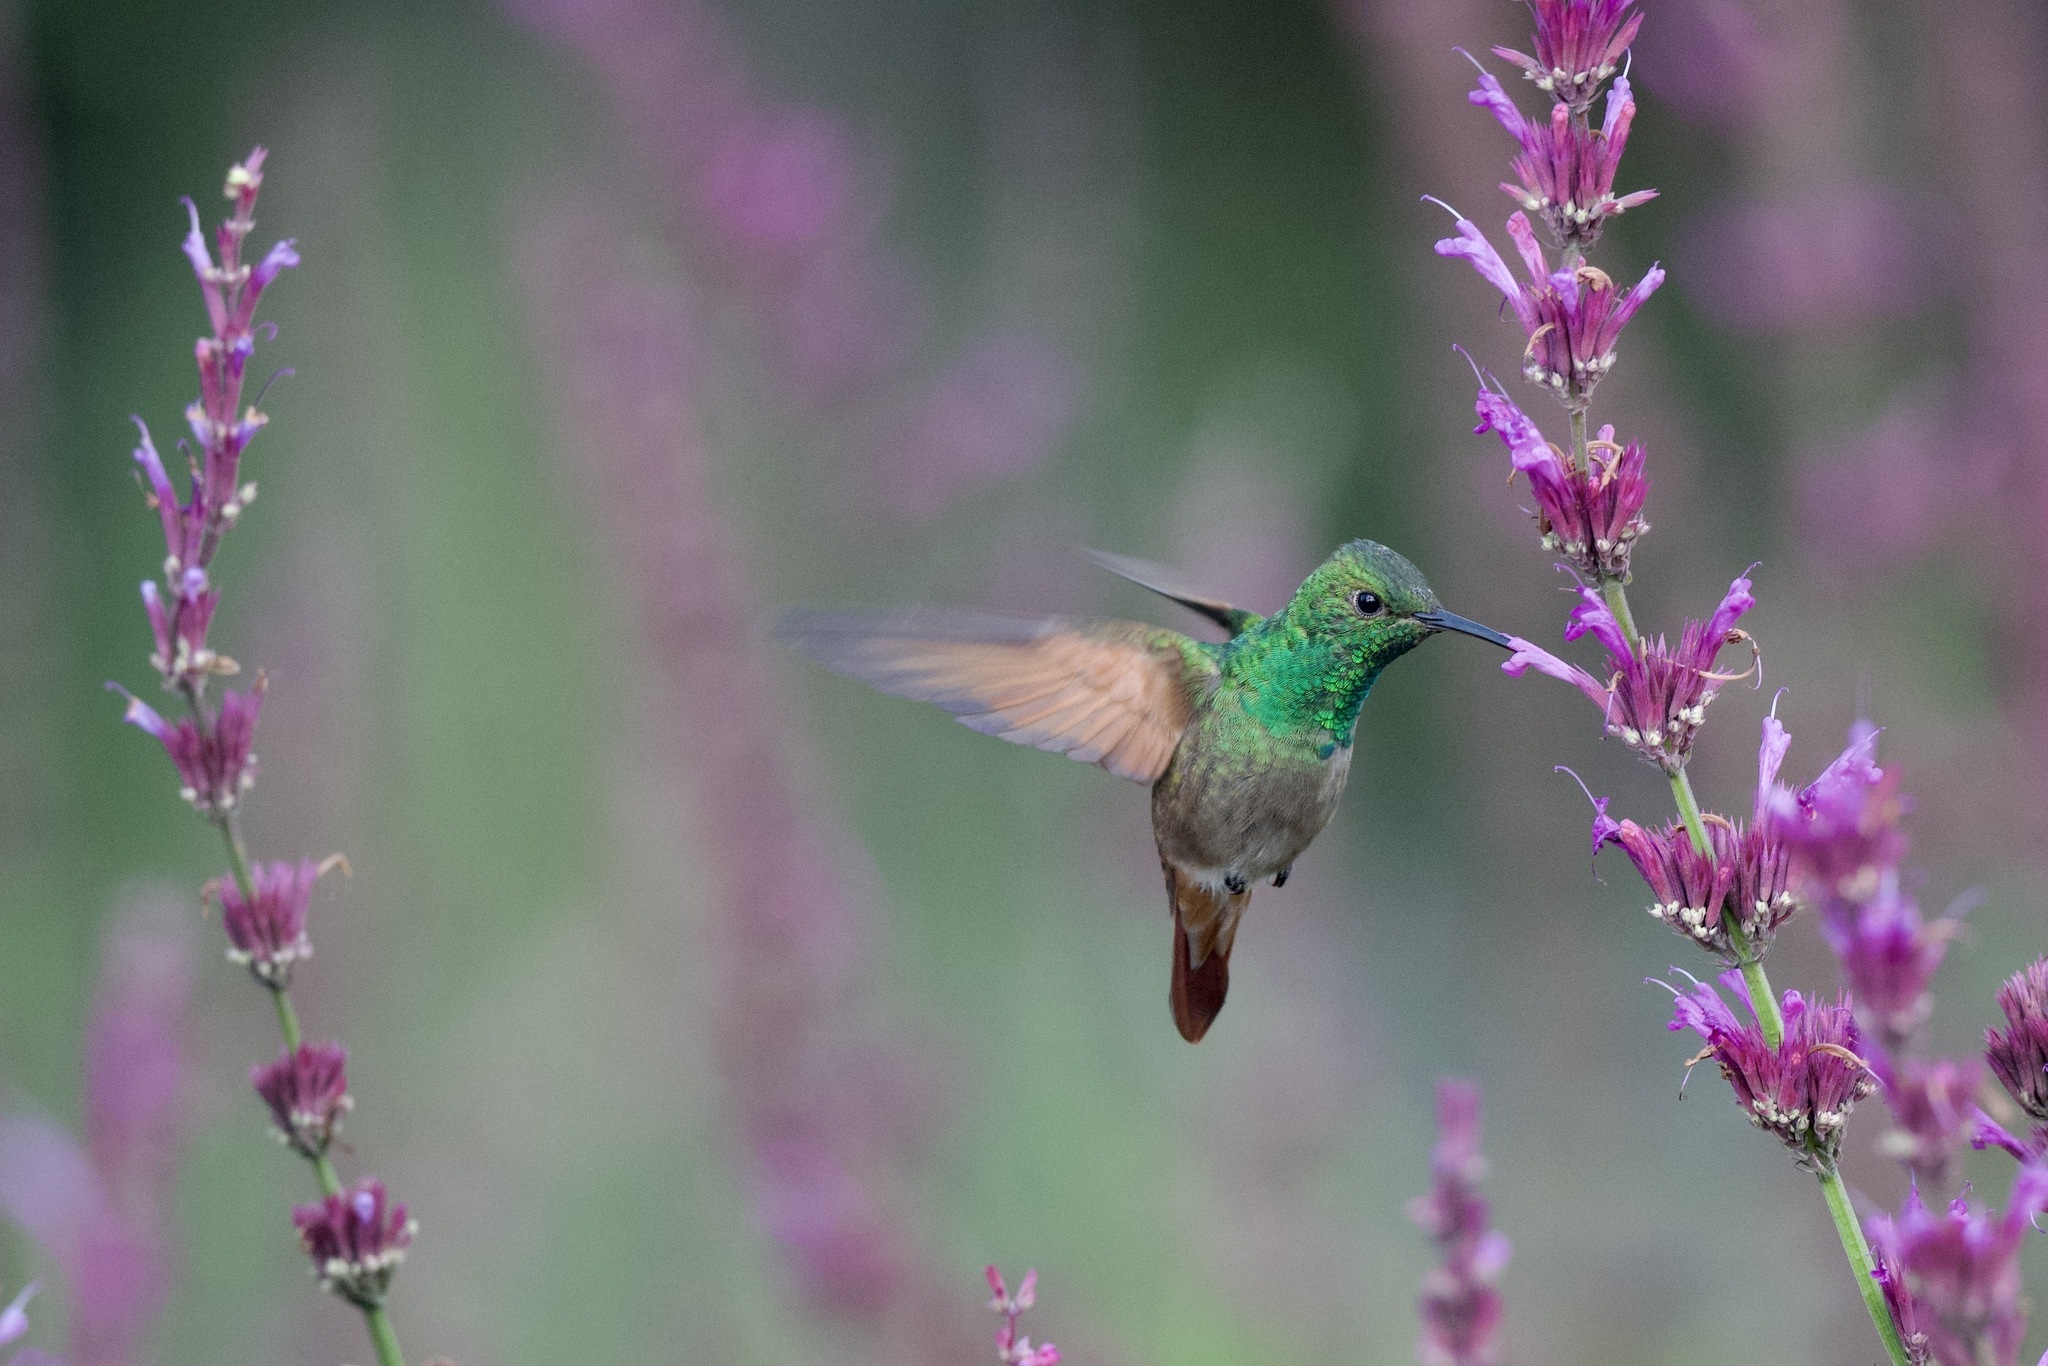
[106,149,414,1366]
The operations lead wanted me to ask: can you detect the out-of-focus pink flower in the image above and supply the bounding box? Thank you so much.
[1985,960,2048,1131]
[1768,722,1907,906]
[1628,0,1770,126]
[1467,62,1656,248]
[0,891,194,1366]
[1818,883,1959,1056]
[109,678,263,817]
[1675,189,1930,333]
[1502,571,1757,772]
[1493,0,1643,115]
[214,856,323,988]
[697,106,858,260]
[1473,384,1649,580]
[1662,969,1878,1167]
[752,1135,906,1315]
[293,1178,415,1311]
[250,1042,351,1160]
[880,334,1080,519]
[1407,1080,1510,1366]
[1868,1160,2048,1366]
[1877,1056,1979,1196]
[985,1267,1060,1366]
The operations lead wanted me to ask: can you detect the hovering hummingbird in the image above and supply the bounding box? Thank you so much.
[779,540,1513,1042]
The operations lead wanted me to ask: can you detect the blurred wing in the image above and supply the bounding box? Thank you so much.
[1082,548,1263,635]
[778,608,1214,783]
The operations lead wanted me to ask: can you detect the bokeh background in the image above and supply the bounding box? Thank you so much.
[3,0,2047,1362]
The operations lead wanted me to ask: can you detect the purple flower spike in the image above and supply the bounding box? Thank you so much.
[1867,1161,2048,1366]
[1504,573,1759,773]
[251,1042,351,1159]
[1878,1056,1981,1196]
[293,1177,415,1310]
[1473,386,1650,580]
[1663,971,1878,1168]
[1494,0,1644,116]
[1986,960,2048,1126]
[1470,62,1658,249]
[110,676,264,817]
[141,565,226,689]
[1408,1080,1510,1366]
[1435,211,1665,409]
[216,857,323,988]
[985,1266,1060,1366]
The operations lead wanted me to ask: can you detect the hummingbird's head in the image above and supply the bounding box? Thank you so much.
[1293,540,1512,660]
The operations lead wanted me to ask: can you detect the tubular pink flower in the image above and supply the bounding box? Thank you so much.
[293,1177,415,1310]
[109,677,264,817]
[140,565,223,689]
[1985,960,2048,1127]
[1663,970,1878,1167]
[1469,63,1657,248]
[985,1266,1060,1366]
[1473,386,1649,580]
[1820,884,1957,1056]
[1770,723,1909,905]
[1436,211,1663,408]
[216,857,321,988]
[251,1042,351,1159]
[1585,716,1794,956]
[1504,572,1758,772]
[1493,0,1644,115]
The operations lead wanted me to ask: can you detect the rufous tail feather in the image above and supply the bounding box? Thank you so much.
[1163,862,1250,1043]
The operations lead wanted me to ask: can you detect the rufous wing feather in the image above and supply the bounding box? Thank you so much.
[777,609,1214,784]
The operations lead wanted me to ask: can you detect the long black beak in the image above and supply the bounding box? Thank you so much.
[1415,608,1514,650]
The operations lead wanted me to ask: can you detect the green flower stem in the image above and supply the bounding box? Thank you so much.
[1820,1161,1914,1366]
[365,1306,405,1366]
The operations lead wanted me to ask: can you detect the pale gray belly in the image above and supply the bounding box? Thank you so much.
[1150,744,1354,879]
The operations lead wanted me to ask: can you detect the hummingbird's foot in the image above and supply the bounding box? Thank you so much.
[1224,872,1247,895]
[1272,866,1290,888]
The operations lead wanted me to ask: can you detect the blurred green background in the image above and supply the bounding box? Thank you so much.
[3,0,2046,1363]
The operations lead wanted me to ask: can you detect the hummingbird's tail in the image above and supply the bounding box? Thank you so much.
[1162,861,1249,1043]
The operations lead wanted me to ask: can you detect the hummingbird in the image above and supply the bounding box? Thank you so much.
[778,540,1513,1042]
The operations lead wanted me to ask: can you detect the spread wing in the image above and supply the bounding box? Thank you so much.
[1082,548,1264,635]
[777,608,1216,783]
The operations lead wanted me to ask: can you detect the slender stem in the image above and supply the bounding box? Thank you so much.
[218,813,256,902]
[1819,1163,1914,1366]
[1666,770,1712,859]
[1600,575,1641,649]
[364,1304,406,1366]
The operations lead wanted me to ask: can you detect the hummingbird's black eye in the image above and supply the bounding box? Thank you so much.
[1352,590,1384,616]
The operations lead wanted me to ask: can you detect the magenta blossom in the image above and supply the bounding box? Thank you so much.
[109,677,263,817]
[1473,385,1649,581]
[1436,211,1664,408]
[1663,970,1878,1167]
[1588,715,1793,956]
[985,1267,1060,1366]
[0,1281,36,1349]
[215,857,323,988]
[251,1042,351,1160]
[1769,722,1908,905]
[1408,1080,1510,1366]
[293,1177,415,1310]
[1820,884,1959,1056]
[1468,62,1657,248]
[1985,959,2048,1126]
[1494,0,1643,115]
[1867,1161,2048,1366]
[1877,1056,1980,1196]
[140,565,223,690]
[1503,571,1757,772]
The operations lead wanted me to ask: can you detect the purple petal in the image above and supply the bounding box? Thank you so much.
[249,238,300,297]
[0,1281,36,1347]
[1755,713,1792,821]
[1504,211,1548,285]
[1466,65,1527,138]
[1564,587,1631,664]
[177,198,210,278]
[1473,387,1558,476]
[1609,262,1668,334]
[1434,218,1528,325]
[105,684,169,742]
[1705,570,1757,641]
[1502,637,1609,705]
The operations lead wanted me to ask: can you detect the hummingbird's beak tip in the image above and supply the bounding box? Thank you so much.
[1416,608,1515,650]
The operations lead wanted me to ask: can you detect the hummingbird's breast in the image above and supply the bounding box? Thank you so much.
[1148,695,1355,880]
